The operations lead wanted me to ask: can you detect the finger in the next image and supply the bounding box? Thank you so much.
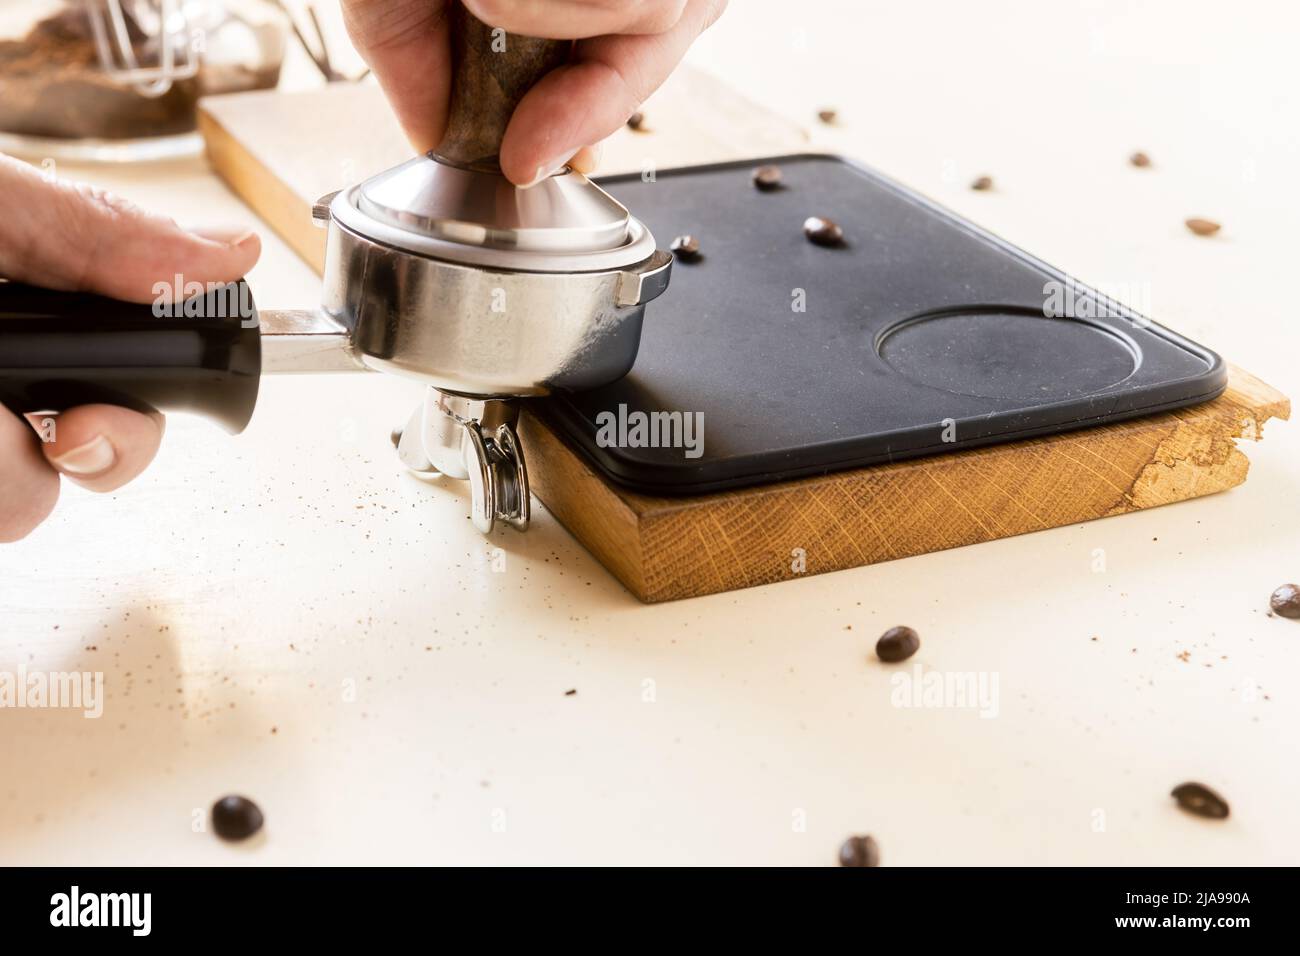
[39,404,165,494]
[499,0,727,185]
[0,411,60,542]
[568,143,603,176]
[0,155,261,304]
[464,0,689,39]
[342,0,452,154]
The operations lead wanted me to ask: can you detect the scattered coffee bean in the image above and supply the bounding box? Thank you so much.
[1129,151,1152,168]
[626,111,647,131]
[817,108,838,125]
[670,234,702,262]
[803,216,844,247]
[875,625,920,663]
[838,834,880,867]
[564,688,577,696]
[751,164,784,191]
[1270,583,1300,619]
[211,794,264,841]
[1185,218,1221,237]
[971,175,994,191]
[1171,782,1229,820]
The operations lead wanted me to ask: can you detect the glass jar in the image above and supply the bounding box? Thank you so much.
[0,0,286,161]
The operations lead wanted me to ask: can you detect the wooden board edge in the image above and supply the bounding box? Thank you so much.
[1112,368,1288,513]
[518,409,648,599]
[624,367,1290,522]
[525,367,1288,603]
[1223,363,1291,427]
[197,105,327,275]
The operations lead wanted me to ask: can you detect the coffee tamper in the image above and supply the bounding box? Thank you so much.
[0,4,672,534]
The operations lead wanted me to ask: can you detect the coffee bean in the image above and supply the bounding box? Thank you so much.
[564,688,577,696]
[875,625,920,663]
[1270,583,1300,619]
[670,234,702,262]
[803,216,844,247]
[751,164,784,191]
[626,111,647,131]
[817,108,838,125]
[1185,218,1221,236]
[211,794,264,841]
[837,834,880,867]
[971,175,994,191]
[1129,151,1152,167]
[1171,782,1229,819]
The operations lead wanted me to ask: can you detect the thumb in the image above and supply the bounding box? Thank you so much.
[36,404,165,493]
[0,154,260,304]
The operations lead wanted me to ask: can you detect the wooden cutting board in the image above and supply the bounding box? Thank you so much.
[198,76,1289,603]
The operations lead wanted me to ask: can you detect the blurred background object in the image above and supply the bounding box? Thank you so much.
[0,0,288,160]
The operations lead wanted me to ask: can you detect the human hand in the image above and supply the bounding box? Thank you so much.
[341,0,727,186]
[0,154,261,542]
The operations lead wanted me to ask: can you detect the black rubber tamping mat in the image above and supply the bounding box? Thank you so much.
[538,153,1226,495]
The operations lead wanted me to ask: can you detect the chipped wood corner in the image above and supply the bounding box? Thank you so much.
[1112,365,1290,514]
[523,367,1289,603]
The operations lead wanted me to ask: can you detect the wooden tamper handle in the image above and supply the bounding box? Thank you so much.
[434,4,571,171]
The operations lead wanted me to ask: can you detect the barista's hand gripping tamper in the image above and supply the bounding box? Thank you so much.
[315,7,671,531]
[0,5,672,535]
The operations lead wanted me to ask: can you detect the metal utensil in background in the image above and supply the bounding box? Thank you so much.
[0,0,287,161]
[86,0,198,97]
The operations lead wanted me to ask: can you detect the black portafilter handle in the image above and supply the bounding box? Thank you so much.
[0,279,262,434]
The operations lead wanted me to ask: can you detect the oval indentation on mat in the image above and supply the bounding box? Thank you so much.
[875,307,1139,402]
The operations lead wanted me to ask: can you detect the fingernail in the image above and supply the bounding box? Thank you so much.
[187,223,256,246]
[51,434,116,477]
[519,160,568,189]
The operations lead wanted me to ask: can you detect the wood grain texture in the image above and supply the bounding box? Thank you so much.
[197,77,1289,603]
[434,5,570,169]
[519,367,1289,602]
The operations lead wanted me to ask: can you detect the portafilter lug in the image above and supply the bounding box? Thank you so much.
[464,418,530,534]
[393,387,530,532]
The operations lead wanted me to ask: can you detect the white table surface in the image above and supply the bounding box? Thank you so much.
[1,0,1297,865]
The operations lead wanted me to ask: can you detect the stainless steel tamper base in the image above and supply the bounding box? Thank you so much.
[261,154,672,533]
